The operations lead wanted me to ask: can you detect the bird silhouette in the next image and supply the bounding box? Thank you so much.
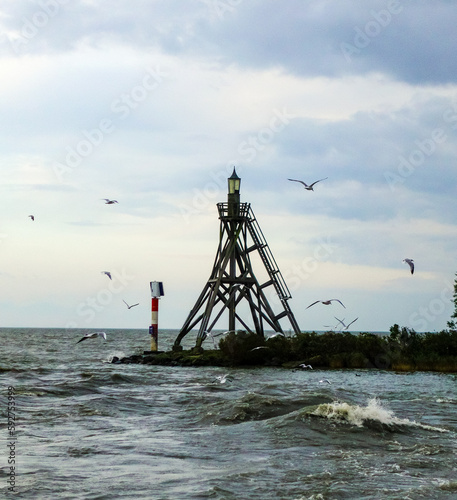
[403,258,414,274]
[102,199,118,204]
[334,316,358,331]
[123,299,139,309]
[288,177,328,191]
[306,299,345,309]
[28,215,34,221]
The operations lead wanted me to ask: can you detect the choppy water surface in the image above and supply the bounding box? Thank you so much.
[1,328,456,499]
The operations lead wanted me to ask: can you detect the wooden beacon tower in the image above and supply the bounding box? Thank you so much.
[173,168,301,350]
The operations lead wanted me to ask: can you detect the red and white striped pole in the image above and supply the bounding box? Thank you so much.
[149,281,164,352]
[150,297,159,351]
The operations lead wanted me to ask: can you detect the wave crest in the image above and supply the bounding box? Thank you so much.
[310,398,448,433]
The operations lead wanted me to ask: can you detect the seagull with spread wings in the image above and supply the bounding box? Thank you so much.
[266,332,285,339]
[214,374,233,384]
[102,199,118,204]
[334,316,358,331]
[306,299,345,309]
[77,332,107,343]
[288,177,328,191]
[123,299,139,309]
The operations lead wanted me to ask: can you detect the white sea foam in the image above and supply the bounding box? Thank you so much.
[103,351,126,363]
[434,479,457,491]
[436,398,457,404]
[311,398,449,432]
[294,495,325,500]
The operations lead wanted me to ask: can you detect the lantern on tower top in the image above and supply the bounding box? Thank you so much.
[228,167,241,194]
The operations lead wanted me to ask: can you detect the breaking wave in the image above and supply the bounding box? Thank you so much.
[309,397,449,433]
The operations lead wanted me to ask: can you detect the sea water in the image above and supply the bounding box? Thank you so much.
[1,328,456,499]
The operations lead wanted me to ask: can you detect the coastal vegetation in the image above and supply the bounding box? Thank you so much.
[217,327,457,372]
[118,327,457,373]
[118,274,457,373]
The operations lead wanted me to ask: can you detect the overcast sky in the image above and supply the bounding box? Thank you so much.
[1,0,457,337]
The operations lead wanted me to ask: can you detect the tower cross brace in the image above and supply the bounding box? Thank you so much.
[174,169,301,349]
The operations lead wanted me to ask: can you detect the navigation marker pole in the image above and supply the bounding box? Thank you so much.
[149,281,164,352]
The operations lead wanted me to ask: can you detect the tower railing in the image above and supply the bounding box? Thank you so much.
[244,205,292,302]
[217,202,250,220]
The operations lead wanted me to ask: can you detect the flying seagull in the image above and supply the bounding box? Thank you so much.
[319,379,331,384]
[101,271,112,280]
[323,318,342,330]
[77,331,107,343]
[28,215,34,221]
[288,177,328,191]
[299,364,313,369]
[202,331,218,348]
[214,374,233,384]
[102,199,118,204]
[335,316,358,331]
[266,332,285,340]
[213,330,235,337]
[403,258,414,274]
[203,330,235,348]
[123,299,139,309]
[306,299,346,309]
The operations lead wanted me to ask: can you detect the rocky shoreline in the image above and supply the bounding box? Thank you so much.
[111,348,457,372]
[110,328,457,372]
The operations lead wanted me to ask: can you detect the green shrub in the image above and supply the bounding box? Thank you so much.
[347,351,369,369]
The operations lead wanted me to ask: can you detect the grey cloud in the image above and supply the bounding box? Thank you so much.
[276,96,457,188]
[2,1,457,84]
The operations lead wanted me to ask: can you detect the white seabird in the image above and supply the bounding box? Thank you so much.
[77,332,107,343]
[202,330,233,348]
[214,374,233,384]
[102,198,118,204]
[403,258,414,275]
[334,316,358,331]
[299,364,313,369]
[306,299,345,309]
[266,332,285,339]
[288,177,328,191]
[202,331,217,348]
